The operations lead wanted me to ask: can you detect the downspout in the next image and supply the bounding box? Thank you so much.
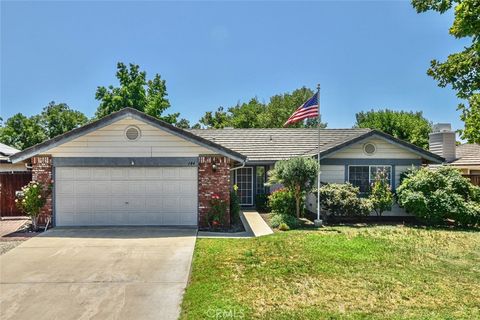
[230,160,247,171]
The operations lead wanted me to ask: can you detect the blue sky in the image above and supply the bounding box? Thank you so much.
[0,1,468,130]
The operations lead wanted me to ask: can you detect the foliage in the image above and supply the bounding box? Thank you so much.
[255,194,270,213]
[355,109,433,149]
[208,194,228,229]
[268,188,296,216]
[270,214,299,229]
[319,183,373,217]
[15,181,48,230]
[175,118,191,129]
[278,222,290,231]
[197,87,327,128]
[369,168,394,216]
[397,166,480,226]
[95,62,179,123]
[267,157,319,218]
[0,101,87,150]
[230,185,240,224]
[412,0,480,143]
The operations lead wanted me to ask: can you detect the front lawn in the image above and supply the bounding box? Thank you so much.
[181,226,480,319]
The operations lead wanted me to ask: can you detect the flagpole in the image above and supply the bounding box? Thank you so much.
[315,84,323,227]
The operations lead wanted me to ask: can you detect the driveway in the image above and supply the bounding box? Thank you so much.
[0,227,197,320]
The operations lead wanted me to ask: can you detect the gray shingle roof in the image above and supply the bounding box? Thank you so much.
[0,143,20,162]
[451,144,480,166]
[188,128,372,162]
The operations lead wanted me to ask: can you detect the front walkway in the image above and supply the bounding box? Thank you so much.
[198,210,273,238]
[0,227,197,320]
[0,217,29,237]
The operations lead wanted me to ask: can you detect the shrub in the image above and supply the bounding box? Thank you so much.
[318,183,373,217]
[208,194,228,229]
[255,194,270,213]
[267,157,318,218]
[268,188,297,216]
[15,181,48,230]
[278,223,290,231]
[369,168,393,216]
[397,166,480,227]
[270,214,300,229]
[230,185,240,224]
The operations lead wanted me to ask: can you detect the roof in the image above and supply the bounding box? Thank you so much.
[189,128,445,163]
[9,108,246,163]
[0,143,19,157]
[450,144,480,166]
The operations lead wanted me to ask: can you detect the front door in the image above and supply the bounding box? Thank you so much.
[235,167,253,206]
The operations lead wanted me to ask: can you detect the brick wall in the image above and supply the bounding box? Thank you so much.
[31,155,53,225]
[198,155,231,229]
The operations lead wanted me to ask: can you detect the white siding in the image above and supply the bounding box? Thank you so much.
[329,138,421,159]
[320,165,345,184]
[394,165,415,189]
[0,162,28,172]
[48,117,215,157]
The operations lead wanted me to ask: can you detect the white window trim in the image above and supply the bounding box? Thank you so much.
[347,165,393,187]
[235,167,254,206]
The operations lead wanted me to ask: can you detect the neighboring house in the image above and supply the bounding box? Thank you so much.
[0,143,28,172]
[428,123,480,185]
[9,108,444,228]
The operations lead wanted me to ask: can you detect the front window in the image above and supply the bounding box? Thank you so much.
[256,166,266,195]
[348,165,391,193]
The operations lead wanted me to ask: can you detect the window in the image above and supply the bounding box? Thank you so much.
[348,165,392,193]
[235,167,253,206]
[256,166,266,195]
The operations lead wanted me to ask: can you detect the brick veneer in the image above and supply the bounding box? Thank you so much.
[198,155,231,229]
[31,155,53,225]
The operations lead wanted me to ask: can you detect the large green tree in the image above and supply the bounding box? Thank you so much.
[0,102,87,150]
[198,87,327,128]
[95,62,179,123]
[355,109,433,149]
[412,0,480,143]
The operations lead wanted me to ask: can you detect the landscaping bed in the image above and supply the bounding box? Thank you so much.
[180,226,480,319]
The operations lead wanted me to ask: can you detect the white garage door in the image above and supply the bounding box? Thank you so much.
[55,167,197,226]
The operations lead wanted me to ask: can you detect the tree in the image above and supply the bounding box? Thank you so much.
[412,0,480,143]
[369,168,393,216]
[0,102,88,150]
[0,113,46,150]
[355,109,433,149]
[197,87,327,129]
[267,157,319,219]
[95,62,179,123]
[175,118,191,129]
[40,102,88,138]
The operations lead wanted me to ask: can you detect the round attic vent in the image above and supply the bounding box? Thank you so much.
[363,143,376,155]
[125,126,141,141]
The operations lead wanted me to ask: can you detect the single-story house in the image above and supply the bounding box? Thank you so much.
[9,107,444,228]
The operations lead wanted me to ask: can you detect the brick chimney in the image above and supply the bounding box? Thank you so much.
[429,123,456,162]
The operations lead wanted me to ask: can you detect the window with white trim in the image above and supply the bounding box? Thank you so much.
[348,165,392,193]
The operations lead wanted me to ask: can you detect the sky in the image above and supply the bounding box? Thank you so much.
[0,1,470,130]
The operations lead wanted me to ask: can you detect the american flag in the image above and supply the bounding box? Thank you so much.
[283,93,319,126]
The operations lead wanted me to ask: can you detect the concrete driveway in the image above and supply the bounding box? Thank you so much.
[0,227,197,320]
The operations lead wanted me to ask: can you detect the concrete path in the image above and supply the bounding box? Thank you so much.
[0,227,197,320]
[198,210,273,238]
[0,217,28,237]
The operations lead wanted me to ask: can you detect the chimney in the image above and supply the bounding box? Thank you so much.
[429,123,456,162]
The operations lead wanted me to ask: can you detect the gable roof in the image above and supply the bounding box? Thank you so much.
[0,143,20,163]
[189,128,445,163]
[9,108,246,163]
[450,144,480,166]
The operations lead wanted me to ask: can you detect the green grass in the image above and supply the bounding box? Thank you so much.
[180,226,480,319]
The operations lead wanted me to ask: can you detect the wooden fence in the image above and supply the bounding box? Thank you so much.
[0,172,32,217]
[463,174,480,187]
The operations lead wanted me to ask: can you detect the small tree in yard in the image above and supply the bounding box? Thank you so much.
[369,168,393,216]
[15,181,48,231]
[267,157,318,219]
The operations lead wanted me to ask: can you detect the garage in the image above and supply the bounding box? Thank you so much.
[55,166,198,226]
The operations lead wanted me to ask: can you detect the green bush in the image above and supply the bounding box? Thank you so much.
[270,214,300,229]
[318,183,373,217]
[16,181,48,230]
[397,166,480,227]
[255,194,270,213]
[278,222,290,231]
[369,168,393,216]
[268,188,297,216]
[230,185,241,224]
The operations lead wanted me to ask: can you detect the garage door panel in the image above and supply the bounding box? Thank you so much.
[55,166,197,226]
